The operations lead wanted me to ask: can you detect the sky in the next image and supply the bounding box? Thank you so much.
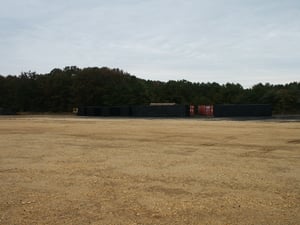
[0,0,299,87]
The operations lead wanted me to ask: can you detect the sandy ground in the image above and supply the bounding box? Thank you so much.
[0,116,299,225]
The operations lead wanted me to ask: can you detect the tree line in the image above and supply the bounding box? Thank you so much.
[0,66,299,114]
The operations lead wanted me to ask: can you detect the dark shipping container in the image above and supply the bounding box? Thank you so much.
[0,107,16,115]
[77,105,190,117]
[213,104,272,117]
[131,105,190,117]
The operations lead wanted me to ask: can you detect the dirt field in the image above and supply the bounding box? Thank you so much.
[0,116,299,225]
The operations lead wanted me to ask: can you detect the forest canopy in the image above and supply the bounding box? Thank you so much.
[0,66,299,114]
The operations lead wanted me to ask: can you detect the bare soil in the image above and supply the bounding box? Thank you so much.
[0,116,299,225]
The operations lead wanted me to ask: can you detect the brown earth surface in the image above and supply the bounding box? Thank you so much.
[0,116,299,225]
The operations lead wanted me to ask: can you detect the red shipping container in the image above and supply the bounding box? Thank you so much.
[198,105,213,116]
[189,105,195,116]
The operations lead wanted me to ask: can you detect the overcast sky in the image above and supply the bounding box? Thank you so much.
[0,0,299,87]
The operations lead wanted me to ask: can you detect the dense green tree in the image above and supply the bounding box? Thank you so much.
[0,66,299,114]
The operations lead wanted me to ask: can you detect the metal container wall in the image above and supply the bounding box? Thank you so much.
[213,104,272,117]
[189,105,195,116]
[131,105,189,117]
[77,106,87,116]
[86,106,97,116]
[0,107,16,115]
[77,105,272,117]
[198,105,214,116]
[119,106,132,117]
[109,106,131,116]
[77,105,191,117]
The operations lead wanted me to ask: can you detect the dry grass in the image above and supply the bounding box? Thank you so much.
[0,116,299,225]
